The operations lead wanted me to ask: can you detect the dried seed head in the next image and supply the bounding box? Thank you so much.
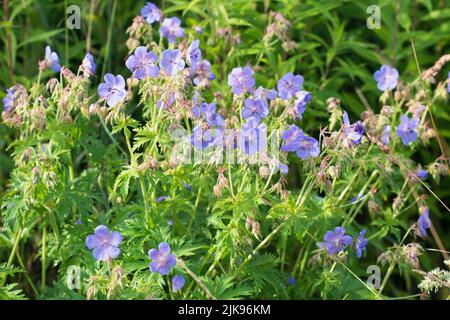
[380,105,393,116]
[259,165,270,178]
[368,200,380,214]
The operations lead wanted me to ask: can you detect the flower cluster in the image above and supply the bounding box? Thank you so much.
[317,226,368,258]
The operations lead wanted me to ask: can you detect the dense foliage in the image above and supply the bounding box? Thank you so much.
[0,0,449,300]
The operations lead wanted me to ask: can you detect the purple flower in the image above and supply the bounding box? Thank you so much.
[350,194,366,204]
[193,102,225,127]
[44,46,61,72]
[156,196,169,203]
[228,67,255,95]
[200,103,225,127]
[294,91,311,119]
[242,98,269,121]
[160,17,185,44]
[239,117,267,155]
[281,125,319,160]
[3,87,14,112]
[148,242,177,275]
[317,226,353,255]
[98,74,127,107]
[373,65,399,91]
[397,114,419,146]
[168,219,174,226]
[194,26,203,34]
[82,52,96,76]
[447,71,450,93]
[254,86,278,101]
[157,95,175,109]
[381,125,391,145]
[416,167,428,180]
[277,72,304,100]
[172,275,185,292]
[191,125,222,150]
[288,275,296,286]
[343,111,365,145]
[417,207,431,238]
[281,124,303,150]
[86,225,123,261]
[187,40,201,67]
[183,181,191,190]
[125,46,159,79]
[354,229,368,258]
[278,161,289,175]
[140,2,161,24]
[160,49,185,75]
[190,60,215,86]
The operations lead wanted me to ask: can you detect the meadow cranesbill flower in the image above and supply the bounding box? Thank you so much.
[98,74,127,107]
[3,87,14,112]
[373,65,399,91]
[354,229,368,258]
[187,40,201,67]
[342,111,364,145]
[228,67,255,95]
[172,275,185,292]
[157,95,174,109]
[160,17,185,44]
[278,161,289,174]
[294,91,312,119]
[86,225,123,261]
[350,194,366,204]
[126,46,159,79]
[191,125,222,150]
[277,72,304,100]
[239,117,267,155]
[148,242,177,275]
[281,125,319,160]
[317,226,353,255]
[417,207,431,238]
[381,125,391,145]
[200,102,225,127]
[416,166,428,180]
[288,275,296,286]
[254,86,278,102]
[281,124,303,150]
[242,98,269,121]
[140,2,161,24]
[194,26,203,34]
[397,114,419,145]
[82,52,96,76]
[160,49,185,75]
[448,71,450,93]
[43,46,61,72]
[156,196,169,202]
[190,60,215,86]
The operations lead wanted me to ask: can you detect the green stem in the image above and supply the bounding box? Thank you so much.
[227,164,235,199]
[139,176,153,227]
[0,229,21,287]
[41,225,47,291]
[101,0,118,78]
[100,118,127,156]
